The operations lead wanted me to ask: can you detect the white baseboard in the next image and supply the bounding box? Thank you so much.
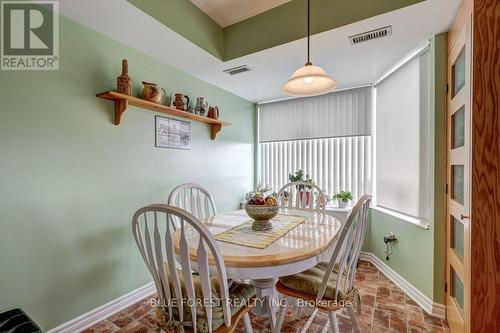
[359,252,445,319]
[47,282,156,333]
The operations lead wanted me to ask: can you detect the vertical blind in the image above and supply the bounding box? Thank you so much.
[258,87,372,200]
[259,87,372,142]
[260,136,372,201]
[375,48,430,219]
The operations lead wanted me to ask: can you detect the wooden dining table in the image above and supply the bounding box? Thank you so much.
[173,208,341,331]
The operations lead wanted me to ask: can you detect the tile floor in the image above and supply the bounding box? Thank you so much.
[82,261,449,333]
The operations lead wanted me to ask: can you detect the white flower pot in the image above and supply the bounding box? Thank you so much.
[337,200,349,208]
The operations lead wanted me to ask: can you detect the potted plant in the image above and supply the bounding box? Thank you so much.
[332,190,353,208]
[288,169,313,205]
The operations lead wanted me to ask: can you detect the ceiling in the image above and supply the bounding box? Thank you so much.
[190,0,290,27]
[59,0,461,103]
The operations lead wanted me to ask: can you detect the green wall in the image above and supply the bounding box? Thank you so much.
[364,34,447,303]
[127,0,424,61]
[431,33,447,304]
[127,0,223,59]
[0,15,255,331]
[367,210,436,297]
[223,0,424,60]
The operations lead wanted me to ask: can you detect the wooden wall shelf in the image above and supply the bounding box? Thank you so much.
[96,91,231,140]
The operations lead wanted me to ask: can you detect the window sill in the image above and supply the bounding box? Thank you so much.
[325,204,353,213]
[371,206,430,230]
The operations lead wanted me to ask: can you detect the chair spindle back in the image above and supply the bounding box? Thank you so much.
[315,195,371,302]
[132,204,230,333]
[168,183,217,222]
[277,181,327,213]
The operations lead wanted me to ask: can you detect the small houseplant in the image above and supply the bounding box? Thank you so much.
[288,169,313,205]
[288,169,313,189]
[332,190,353,208]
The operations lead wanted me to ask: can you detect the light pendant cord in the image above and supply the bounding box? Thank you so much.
[306,0,311,65]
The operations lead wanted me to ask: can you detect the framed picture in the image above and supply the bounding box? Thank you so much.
[155,115,191,150]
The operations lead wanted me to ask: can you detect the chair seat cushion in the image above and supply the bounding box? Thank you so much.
[279,262,346,301]
[159,273,254,333]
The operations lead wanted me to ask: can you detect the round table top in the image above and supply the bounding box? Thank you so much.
[173,209,341,269]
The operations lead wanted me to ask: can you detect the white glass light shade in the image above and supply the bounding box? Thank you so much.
[282,64,338,96]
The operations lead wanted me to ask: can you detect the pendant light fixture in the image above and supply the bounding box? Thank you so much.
[282,0,337,96]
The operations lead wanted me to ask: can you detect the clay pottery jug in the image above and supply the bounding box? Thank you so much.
[174,93,190,111]
[208,106,219,119]
[141,82,166,104]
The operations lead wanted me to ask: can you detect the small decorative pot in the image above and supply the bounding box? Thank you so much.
[337,200,349,208]
[195,97,208,116]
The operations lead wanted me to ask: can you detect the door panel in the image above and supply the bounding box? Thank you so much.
[446,9,472,333]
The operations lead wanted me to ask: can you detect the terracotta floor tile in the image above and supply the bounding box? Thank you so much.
[81,320,119,333]
[407,318,429,332]
[389,315,407,333]
[361,294,376,307]
[390,289,405,303]
[360,286,378,296]
[85,261,448,333]
[405,293,420,306]
[373,309,390,328]
[361,305,374,317]
[138,310,160,330]
[129,305,151,320]
[427,325,447,333]
[424,311,445,327]
[376,301,407,318]
[406,304,425,321]
[108,312,134,328]
[358,320,372,333]
[116,320,150,333]
[376,286,391,299]
[337,316,354,331]
[371,323,390,333]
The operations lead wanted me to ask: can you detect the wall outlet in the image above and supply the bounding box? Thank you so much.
[384,232,397,243]
[384,232,397,261]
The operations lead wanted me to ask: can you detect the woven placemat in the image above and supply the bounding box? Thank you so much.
[214,214,306,249]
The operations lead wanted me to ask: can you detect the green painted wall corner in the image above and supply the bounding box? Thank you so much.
[127,0,425,61]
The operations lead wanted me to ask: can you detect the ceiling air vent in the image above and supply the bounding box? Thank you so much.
[348,26,392,45]
[223,65,252,75]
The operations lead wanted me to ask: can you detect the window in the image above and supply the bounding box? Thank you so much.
[374,48,431,220]
[258,87,372,200]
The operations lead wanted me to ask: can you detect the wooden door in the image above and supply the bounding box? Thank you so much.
[445,2,472,332]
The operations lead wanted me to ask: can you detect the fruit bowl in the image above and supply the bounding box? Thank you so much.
[245,204,279,231]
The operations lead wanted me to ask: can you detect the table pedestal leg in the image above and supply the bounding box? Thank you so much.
[251,278,278,332]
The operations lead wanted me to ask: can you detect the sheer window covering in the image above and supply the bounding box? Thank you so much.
[374,48,431,219]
